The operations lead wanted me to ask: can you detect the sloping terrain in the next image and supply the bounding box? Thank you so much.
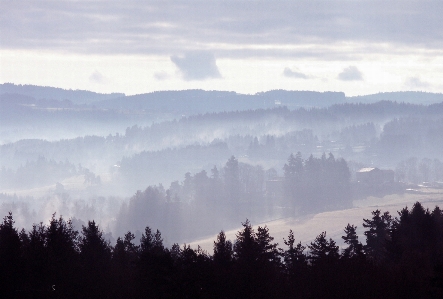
[190,188,443,252]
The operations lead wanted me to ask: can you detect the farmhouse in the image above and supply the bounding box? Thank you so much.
[356,167,395,185]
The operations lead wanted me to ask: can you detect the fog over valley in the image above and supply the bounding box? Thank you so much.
[3,1,443,297]
[2,84,443,247]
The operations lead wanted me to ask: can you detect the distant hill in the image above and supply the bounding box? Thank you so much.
[347,91,443,105]
[257,90,346,108]
[95,90,346,114]
[0,83,124,105]
[2,83,443,114]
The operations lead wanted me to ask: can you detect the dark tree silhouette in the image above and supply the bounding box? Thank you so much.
[341,223,364,259]
[283,229,307,275]
[363,210,392,262]
[212,230,234,299]
[255,225,280,266]
[0,212,21,297]
[79,220,112,298]
[308,231,339,266]
[5,200,443,299]
[137,227,174,299]
[19,222,48,297]
[45,214,79,298]
[213,230,233,266]
[112,231,138,299]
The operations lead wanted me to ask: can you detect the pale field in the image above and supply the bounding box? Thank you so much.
[3,176,443,251]
[0,173,118,231]
[0,172,115,198]
[1,175,86,198]
[189,188,443,253]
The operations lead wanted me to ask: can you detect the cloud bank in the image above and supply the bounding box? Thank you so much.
[405,76,430,89]
[337,66,363,81]
[2,1,443,59]
[171,52,221,81]
[89,70,106,84]
[283,67,309,79]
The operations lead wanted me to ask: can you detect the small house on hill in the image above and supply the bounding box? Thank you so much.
[356,167,395,185]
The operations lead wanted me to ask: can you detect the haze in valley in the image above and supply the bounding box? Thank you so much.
[1,0,443,247]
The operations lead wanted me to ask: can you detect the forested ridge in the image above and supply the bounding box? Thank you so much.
[1,201,443,298]
[114,153,353,242]
[3,87,443,298]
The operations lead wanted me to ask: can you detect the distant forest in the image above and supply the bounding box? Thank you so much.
[2,85,443,264]
[2,201,443,298]
[114,153,352,241]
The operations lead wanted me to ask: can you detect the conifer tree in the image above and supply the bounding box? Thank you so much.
[45,214,79,298]
[21,223,47,293]
[79,221,112,298]
[79,220,111,264]
[363,210,392,262]
[308,231,339,266]
[0,212,22,296]
[283,230,306,274]
[213,230,233,266]
[341,224,363,259]
[224,155,241,203]
[233,219,257,264]
[256,225,280,265]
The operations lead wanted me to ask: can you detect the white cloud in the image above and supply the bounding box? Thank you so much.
[337,66,363,81]
[404,76,430,89]
[89,70,106,84]
[153,71,170,81]
[171,51,221,81]
[283,67,309,79]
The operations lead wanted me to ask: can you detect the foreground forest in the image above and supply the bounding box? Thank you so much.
[1,201,443,298]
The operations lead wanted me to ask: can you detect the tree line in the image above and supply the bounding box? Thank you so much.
[283,152,352,213]
[116,153,352,242]
[2,201,443,298]
[0,157,100,189]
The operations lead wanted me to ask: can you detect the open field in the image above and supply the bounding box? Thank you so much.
[189,188,443,253]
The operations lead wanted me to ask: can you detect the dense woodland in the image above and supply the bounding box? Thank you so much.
[113,153,352,242]
[3,86,443,245]
[1,201,443,298]
[2,86,443,298]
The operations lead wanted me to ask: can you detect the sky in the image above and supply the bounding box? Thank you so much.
[1,0,443,96]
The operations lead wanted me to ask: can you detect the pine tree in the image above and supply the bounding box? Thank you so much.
[112,231,138,299]
[79,220,112,298]
[213,230,234,299]
[256,225,280,265]
[363,210,392,262]
[45,214,80,298]
[224,155,241,203]
[79,221,111,264]
[137,227,172,299]
[308,231,339,266]
[341,224,363,259]
[213,230,233,266]
[233,219,257,264]
[283,152,304,210]
[21,223,47,294]
[0,212,22,296]
[283,230,306,274]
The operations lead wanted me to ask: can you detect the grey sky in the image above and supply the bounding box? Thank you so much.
[2,1,442,57]
[1,0,442,95]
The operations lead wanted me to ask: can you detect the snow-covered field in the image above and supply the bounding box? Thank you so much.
[189,188,443,253]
